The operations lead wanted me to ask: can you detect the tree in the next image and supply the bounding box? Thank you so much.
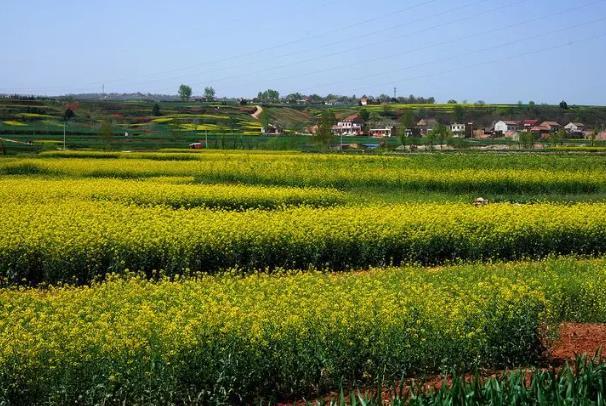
[63,108,75,122]
[152,103,161,116]
[550,129,566,147]
[258,110,270,133]
[435,123,452,149]
[359,108,370,122]
[316,110,336,150]
[589,128,599,147]
[204,87,216,101]
[369,111,381,126]
[559,100,569,110]
[401,109,415,131]
[99,120,113,150]
[447,99,458,104]
[257,89,280,103]
[178,84,192,101]
[519,131,535,149]
[453,104,465,123]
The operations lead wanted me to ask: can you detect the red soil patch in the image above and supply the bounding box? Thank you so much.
[548,322,606,362]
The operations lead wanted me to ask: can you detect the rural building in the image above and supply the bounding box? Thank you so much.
[522,119,539,129]
[332,114,364,136]
[189,142,204,149]
[530,125,551,136]
[360,96,369,106]
[564,122,585,134]
[539,121,561,132]
[450,123,466,137]
[262,124,282,135]
[369,127,395,137]
[494,120,520,134]
[416,118,438,135]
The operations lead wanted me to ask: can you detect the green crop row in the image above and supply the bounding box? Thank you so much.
[3,201,606,284]
[1,258,605,404]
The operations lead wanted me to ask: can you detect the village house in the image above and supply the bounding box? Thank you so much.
[416,118,438,135]
[564,122,585,135]
[369,127,395,138]
[450,123,466,138]
[359,96,369,106]
[262,123,282,135]
[539,121,561,132]
[522,119,539,129]
[494,120,520,134]
[331,114,364,136]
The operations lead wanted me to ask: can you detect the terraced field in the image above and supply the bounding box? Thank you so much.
[2,150,606,404]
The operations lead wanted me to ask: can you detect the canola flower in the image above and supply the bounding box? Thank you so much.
[0,258,605,403]
[2,200,606,284]
[2,153,605,194]
[0,177,345,210]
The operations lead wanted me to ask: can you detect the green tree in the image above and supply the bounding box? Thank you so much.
[453,104,465,123]
[550,129,566,147]
[559,100,569,110]
[258,110,270,133]
[257,89,280,103]
[178,84,192,101]
[447,99,457,104]
[316,110,336,150]
[359,108,370,122]
[152,103,161,116]
[519,131,535,149]
[204,87,216,101]
[63,108,75,122]
[99,120,113,150]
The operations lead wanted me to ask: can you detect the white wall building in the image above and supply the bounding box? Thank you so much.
[450,123,466,137]
[494,120,520,134]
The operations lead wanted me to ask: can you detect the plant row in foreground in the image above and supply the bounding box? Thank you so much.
[1,258,605,403]
[3,201,606,284]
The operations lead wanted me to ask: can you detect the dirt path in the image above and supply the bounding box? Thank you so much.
[251,105,263,120]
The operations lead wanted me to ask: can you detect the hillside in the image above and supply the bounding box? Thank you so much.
[1,97,605,152]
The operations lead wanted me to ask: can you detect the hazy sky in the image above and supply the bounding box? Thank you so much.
[2,0,605,104]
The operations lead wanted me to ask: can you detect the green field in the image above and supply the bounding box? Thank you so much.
[3,150,606,403]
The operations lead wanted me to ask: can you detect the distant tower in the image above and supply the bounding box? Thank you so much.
[393,87,397,99]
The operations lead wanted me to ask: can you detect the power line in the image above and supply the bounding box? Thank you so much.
[296,13,606,95]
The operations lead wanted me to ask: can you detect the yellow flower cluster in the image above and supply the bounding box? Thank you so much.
[0,177,345,209]
[4,258,581,404]
[2,200,606,284]
[2,151,604,194]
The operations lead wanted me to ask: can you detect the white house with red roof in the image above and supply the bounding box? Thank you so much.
[332,114,364,136]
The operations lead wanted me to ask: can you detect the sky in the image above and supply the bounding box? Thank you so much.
[1,0,606,104]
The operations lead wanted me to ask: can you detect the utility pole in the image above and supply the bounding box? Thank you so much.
[393,87,397,99]
[63,121,66,150]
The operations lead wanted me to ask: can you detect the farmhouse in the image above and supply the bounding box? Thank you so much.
[416,118,438,135]
[540,121,561,132]
[369,127,395,137]
[494,120,520,134]
[450,123,466,137]
[522,119,539,129]
[332,114,364,136]
[360,96,369,106]
[564,122,585,135]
